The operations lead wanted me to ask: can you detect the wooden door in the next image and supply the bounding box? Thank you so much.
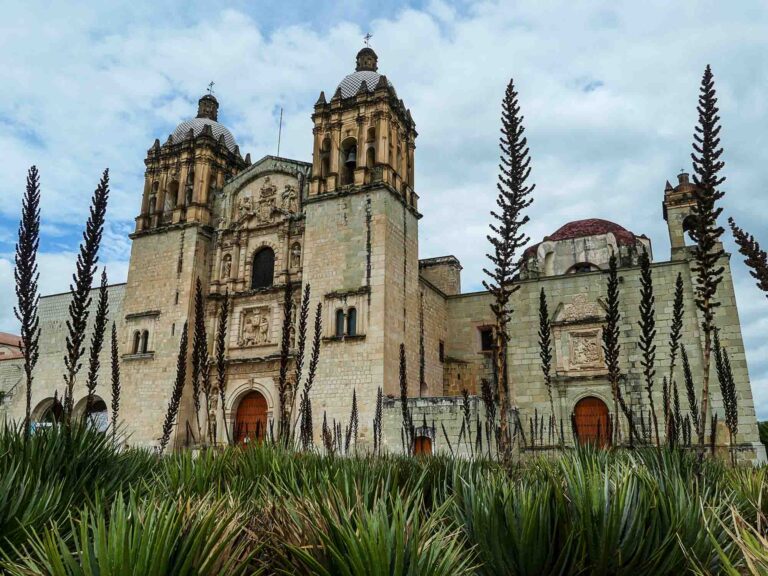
[235,391,268,445]
[413,436,432,455]
[574,396,610,447]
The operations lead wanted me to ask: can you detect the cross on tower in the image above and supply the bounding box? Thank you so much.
[363,33,372,47]
[207,81,215,96]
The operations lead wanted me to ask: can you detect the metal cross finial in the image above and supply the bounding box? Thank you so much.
[363,33,372,47]
[207,81,215,95]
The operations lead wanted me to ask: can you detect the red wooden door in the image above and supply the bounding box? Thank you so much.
[235,391,268,445]
[413,436,432,455]
[574,397,610,447]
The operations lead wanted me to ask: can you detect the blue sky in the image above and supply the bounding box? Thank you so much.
[1,0,767,418]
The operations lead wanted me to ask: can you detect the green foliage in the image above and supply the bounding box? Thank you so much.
[1,425,767,574]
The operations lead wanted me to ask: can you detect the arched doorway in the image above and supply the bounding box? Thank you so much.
[32,398,64,431]
[573,396,611,447]
[413,435,432,456]
[235,391,268,444]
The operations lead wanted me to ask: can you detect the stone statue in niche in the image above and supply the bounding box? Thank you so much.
[238,196,253,218]
[259,176,277,199]
[569,331,601,367]
[282,185,298,213]
[290,243,301,269]
[239,307,271,346]
[220,254,232,280]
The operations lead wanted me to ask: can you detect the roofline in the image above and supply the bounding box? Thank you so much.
[40,282,127,300]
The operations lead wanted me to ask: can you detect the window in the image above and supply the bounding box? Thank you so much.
[132,331,141,354]
[439,340,445,363]
[479,327,494,352]
[140,330,149,354]
[340,138,357,185]
[251,247,275,289]
[167,181,179,210]
[335,309,345,338]
[569,263,596,274]
[347,307,357,336]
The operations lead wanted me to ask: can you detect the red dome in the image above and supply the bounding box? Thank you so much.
[524,218,639,257]
[545,219,636,245]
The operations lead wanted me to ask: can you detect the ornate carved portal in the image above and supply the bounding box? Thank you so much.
[239,306,271,347]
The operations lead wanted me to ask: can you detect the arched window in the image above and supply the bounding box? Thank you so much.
[140,330,149,354]
[340,138,357,185]
[682,214,697,245]
[132,331,141,354]
[166,181,179,210]
[148,195,157,215]
[567,263,599,274]
[335,309,345,338]
[251,247,275,289]
[347,307,357,337]
[85,398,109,433]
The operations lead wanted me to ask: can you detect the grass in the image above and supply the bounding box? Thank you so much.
[1,424,766,575]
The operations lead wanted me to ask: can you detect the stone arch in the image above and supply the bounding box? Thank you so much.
[572,393,612,447]
[73,395,109,432]
[251,246,275,289]
[340,137,357,185]
[225,379,276,442]
[166,180,180,210]
[32,397,64,427]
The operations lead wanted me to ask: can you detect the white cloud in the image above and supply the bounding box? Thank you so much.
[1,1,768,417]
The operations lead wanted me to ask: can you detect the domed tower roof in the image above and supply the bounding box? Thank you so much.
[545,218,638,245]
[170,93,238,152]
[335,47,394,99]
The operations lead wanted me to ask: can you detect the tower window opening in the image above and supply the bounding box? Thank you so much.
[335,309,345,338]
[251,247,275,289]
[439,341,445,363]
[140,330,149,354]
[340,138,357,185]
[132,331,141,354]
[479,327,494,352]
[167,181,179,210]
[347,307,357,337]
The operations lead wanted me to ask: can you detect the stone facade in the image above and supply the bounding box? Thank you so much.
[0,48,764,462]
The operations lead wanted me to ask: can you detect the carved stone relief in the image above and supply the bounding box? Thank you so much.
[568,330,603,368]
[560,293,603,322]
[238,306,271,347]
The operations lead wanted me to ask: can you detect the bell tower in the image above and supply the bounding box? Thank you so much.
[303,47,421,445]
[121,93,247,448]
[663,171,697,260]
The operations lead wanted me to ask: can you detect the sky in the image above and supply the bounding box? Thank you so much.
[0,0,767,418]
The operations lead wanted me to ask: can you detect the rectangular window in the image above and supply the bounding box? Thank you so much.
[438,340,445,362]
[479,327,494,352]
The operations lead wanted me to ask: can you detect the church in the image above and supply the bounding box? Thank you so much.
[1,47,764,461]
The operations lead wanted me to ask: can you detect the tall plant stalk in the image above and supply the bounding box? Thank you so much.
[190,278,207,443]
[688,65,726,447]
[299,302,322,450]
[681,346,701,438]
[63,169,110,426]
[215,291,230,445]
[638,250,659,446]
[667,273,685,441]
[399,343,414,455]
[602,254,635,442]
[482,78,534,455]
[84,269,109,420]
[713,329,738,461]
[538,288,557,443]
[110,321,120,443]
[14,166,41,439]
[729,218,768,298]
[277,281,294,444]
[160,321,188,452]
[289,284,311,432]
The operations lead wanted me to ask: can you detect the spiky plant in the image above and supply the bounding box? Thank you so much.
[84,269,109,420]
[321,411,333,455]
[666,273,685,443]
[290,284,311,427]
[109,321,120,443]
[673,380,683,443]
[62,169,110,425]
[680,345,701,439]
[482,77,534,454]
[688,65,727,447]
[159,321,188,453]
[215,291,230,445]
[299,302,322,451]
[538,288,557,442]
[729,217,768,298]
[277,281,294,444]
[373,386,383,455]
[419,294,426,396]
[14,166,41,439]
[602,254,635,442]
[713,329,738,462]
[461,388,472,456]
[480,378,497,456]
[348,388,359,453]
[191,278,206,443]
[637,250,659,446]
[399,343,414,455]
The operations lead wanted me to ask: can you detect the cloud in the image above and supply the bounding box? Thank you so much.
[1,0,767,417]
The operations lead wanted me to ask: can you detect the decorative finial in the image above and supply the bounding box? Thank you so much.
[364,32,373,47]
[207,81,215,96]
